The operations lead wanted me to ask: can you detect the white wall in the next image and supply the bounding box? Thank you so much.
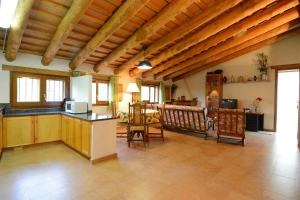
[0,52,114,104]
[173,34,300,130]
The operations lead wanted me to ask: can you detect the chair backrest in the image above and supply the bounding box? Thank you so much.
[128,102,146,125]
[111,101,117,116]
[217,108,245,137]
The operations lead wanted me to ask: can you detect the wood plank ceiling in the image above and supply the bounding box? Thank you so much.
[0,0,299,81]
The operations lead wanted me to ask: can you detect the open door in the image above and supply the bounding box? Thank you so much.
[271,63,300,148]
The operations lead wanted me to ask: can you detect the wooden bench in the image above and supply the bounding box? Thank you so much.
[158,104,209,137]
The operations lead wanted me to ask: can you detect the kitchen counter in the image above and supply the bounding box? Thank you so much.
[2,109,117,164]
[3,111,116,122]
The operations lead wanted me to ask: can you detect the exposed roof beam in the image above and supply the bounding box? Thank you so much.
[166,18,300,80]
[93,0,197,73]
[152,0,300,79]
[69,0,150,69]
[172,24,300,81]
[162,9,300,80]
[115,0,243,74]
[139,0,277,78]
[5,0,35,61]
[41,0,92,66]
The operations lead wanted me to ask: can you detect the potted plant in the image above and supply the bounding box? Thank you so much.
[256,53,269,80]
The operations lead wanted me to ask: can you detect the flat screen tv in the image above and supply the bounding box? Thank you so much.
[220,99,238,109]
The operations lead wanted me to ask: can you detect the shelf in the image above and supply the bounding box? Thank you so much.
[224,79,270,84]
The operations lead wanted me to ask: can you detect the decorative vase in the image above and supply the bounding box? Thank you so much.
[261,73,268,81]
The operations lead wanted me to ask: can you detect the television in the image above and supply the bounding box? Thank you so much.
[220,99,238,109]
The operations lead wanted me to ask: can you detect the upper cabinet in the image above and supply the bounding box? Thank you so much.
[205,74,223,118]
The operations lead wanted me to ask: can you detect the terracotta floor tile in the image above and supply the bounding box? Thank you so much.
[0,130,299,200]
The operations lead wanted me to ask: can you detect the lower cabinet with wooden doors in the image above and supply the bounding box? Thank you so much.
[35,115,61,143]
[3,116,35,148]
[0,115,3,155]
[62,116,91,158]
[2,114,92,158]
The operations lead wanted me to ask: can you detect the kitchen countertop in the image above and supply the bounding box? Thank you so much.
[3,111,116,122]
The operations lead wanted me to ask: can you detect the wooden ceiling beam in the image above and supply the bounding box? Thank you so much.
[171,25,300,82]
[41,0,92,66]
[5,0,35,61]
[158,6,300,79]
[139,0,277,78]
[69,0,151,70]
[115,0,243,74]
[93,0,197,73]
[152,0,300,78]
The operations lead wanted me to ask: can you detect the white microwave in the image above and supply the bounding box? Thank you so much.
[65,101,88,114]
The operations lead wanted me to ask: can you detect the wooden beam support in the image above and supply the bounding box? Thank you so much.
[151,0,300,78]
[69,0,150,69]
[41,0,92,66]
[172,26,300,81]
[115,0,243,74]
[5,0,35,61]
[139,0,277,78]
[159,6,300,79]
[271,63,300,70]
[93,0,197,73]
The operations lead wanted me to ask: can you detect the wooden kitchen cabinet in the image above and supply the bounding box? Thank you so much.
[74,118,82,151]
[35,115,61,143]
[3,116,34,147]
[81,121,91,157]
[0,116,3,154]
[61,115,68,143]
[67,116,75,147]
[2,114,91,158]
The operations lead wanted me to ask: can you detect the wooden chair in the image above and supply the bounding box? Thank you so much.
[127,102,148,147]
[217,108,246,146]
[147,104,164,141]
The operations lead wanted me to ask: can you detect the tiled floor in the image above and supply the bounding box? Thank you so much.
[0,129,299,200]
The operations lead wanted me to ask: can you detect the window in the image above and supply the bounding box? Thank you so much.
[17,77,40,102]
[46,79,65,102]
[141,85,159,103]
[12,72,69,107]
[92,79,109,105]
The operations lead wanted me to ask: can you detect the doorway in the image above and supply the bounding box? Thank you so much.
[276,70,299,146]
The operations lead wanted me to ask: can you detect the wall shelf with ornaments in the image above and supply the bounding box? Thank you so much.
[224,79,270,84]
[223,75,270,84]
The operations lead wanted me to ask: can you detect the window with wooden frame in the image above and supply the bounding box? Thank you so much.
[92,79,109,106]
[141,83,159,103]
[11,72,70,108]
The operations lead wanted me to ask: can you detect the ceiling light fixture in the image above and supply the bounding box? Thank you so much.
[0,0,19,28]
[137,46,152,70]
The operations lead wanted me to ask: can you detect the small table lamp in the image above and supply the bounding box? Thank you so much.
[126,82,140,103]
